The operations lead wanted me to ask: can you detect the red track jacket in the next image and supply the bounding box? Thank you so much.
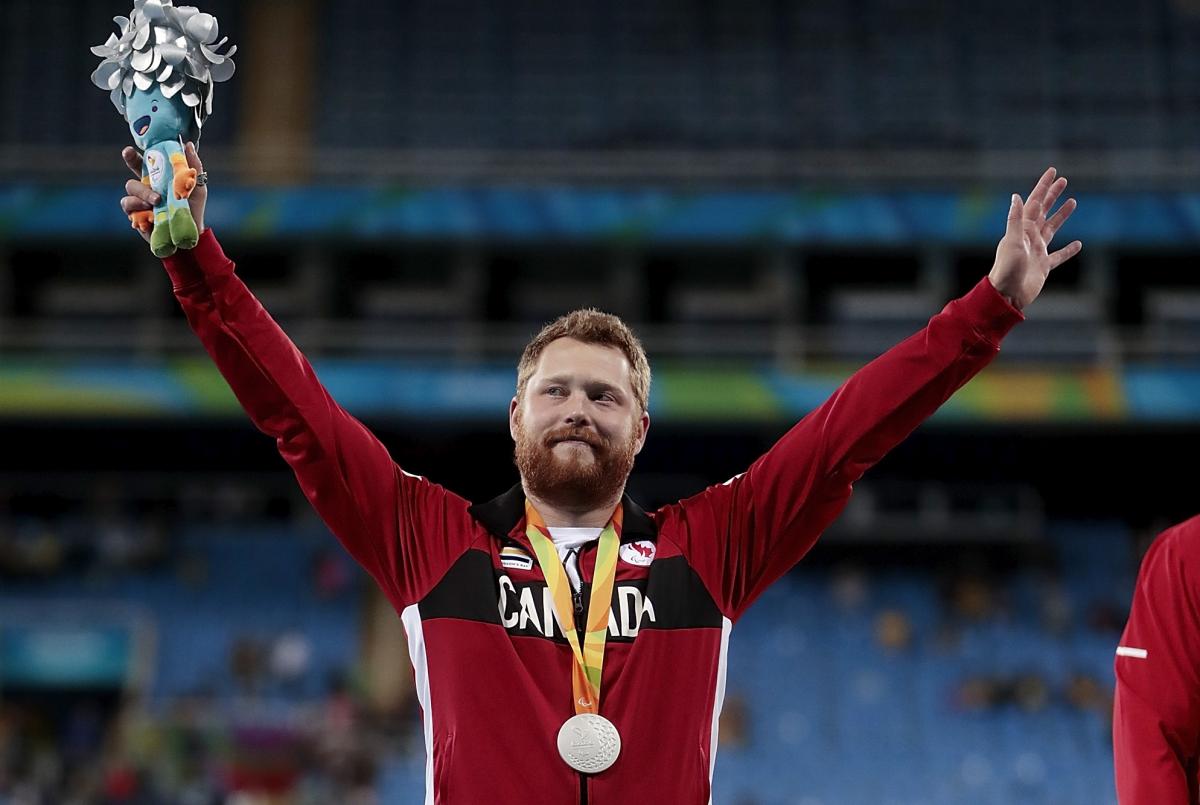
[163,229,1022,805]
[1115,516,1200,804]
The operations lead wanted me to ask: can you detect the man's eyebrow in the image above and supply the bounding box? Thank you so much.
[541,376,624,395]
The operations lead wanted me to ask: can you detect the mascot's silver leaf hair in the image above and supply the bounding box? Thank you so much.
[90,0,236,136]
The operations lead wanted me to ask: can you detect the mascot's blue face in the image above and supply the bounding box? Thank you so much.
[126,88,187,150]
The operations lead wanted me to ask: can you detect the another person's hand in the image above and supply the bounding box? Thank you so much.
[988,167,1082,310]
[119,142,207,245]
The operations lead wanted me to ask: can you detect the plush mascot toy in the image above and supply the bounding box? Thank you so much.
[91,0,236,257]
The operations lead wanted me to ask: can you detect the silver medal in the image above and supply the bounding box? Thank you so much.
[556,713,621,774]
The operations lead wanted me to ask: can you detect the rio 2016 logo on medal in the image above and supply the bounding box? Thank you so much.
[557,713,621,773]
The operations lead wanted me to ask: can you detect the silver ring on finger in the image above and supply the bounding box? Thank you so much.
[195,171,208,187]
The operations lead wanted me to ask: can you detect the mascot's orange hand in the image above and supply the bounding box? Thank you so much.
[129,209,153,233]
[174,165,197,200]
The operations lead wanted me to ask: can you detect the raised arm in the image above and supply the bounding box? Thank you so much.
[663,169,1081,621]
[119,147,478,609]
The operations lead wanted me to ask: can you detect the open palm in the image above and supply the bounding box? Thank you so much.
[988,167,1082,311]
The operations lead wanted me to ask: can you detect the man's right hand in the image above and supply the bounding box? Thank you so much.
[119,142,208,245]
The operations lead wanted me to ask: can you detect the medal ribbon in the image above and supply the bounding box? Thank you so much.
[525,499,622,716]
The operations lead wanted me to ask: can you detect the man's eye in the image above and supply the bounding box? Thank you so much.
[547,387,565,396]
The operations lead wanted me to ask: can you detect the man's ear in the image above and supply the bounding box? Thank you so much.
[508,396,520,442]
[633,410,650,456]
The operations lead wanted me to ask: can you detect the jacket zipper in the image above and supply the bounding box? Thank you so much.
[579,773,589,804]
[573,580,587,641]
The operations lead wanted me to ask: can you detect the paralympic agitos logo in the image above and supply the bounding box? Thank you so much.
[497,576,657,641]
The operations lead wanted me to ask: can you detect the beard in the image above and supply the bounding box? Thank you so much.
[514,414,638,513]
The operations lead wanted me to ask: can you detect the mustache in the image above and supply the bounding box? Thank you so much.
[544,428,605,449]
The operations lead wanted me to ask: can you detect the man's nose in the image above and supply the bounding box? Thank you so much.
[564,410,591,427]
[563,394,592,426]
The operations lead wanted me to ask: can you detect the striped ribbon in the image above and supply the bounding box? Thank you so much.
[525,499,623,715]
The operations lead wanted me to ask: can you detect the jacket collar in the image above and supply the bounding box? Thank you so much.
[468,482,657,548]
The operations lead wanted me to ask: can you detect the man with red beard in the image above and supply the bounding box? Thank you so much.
[511,327,649,527]
[122,148,1080,804]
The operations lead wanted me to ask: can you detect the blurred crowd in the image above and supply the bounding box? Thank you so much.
[0,680,415,805]
[0,480,423,805]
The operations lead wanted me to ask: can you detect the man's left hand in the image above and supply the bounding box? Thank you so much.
[988,167,1082,311]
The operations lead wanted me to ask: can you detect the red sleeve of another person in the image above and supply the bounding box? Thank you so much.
[1114,517,1200,805]
[161,230,480,610]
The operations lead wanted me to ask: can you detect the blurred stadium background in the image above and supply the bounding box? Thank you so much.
[4,0,1200,802]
